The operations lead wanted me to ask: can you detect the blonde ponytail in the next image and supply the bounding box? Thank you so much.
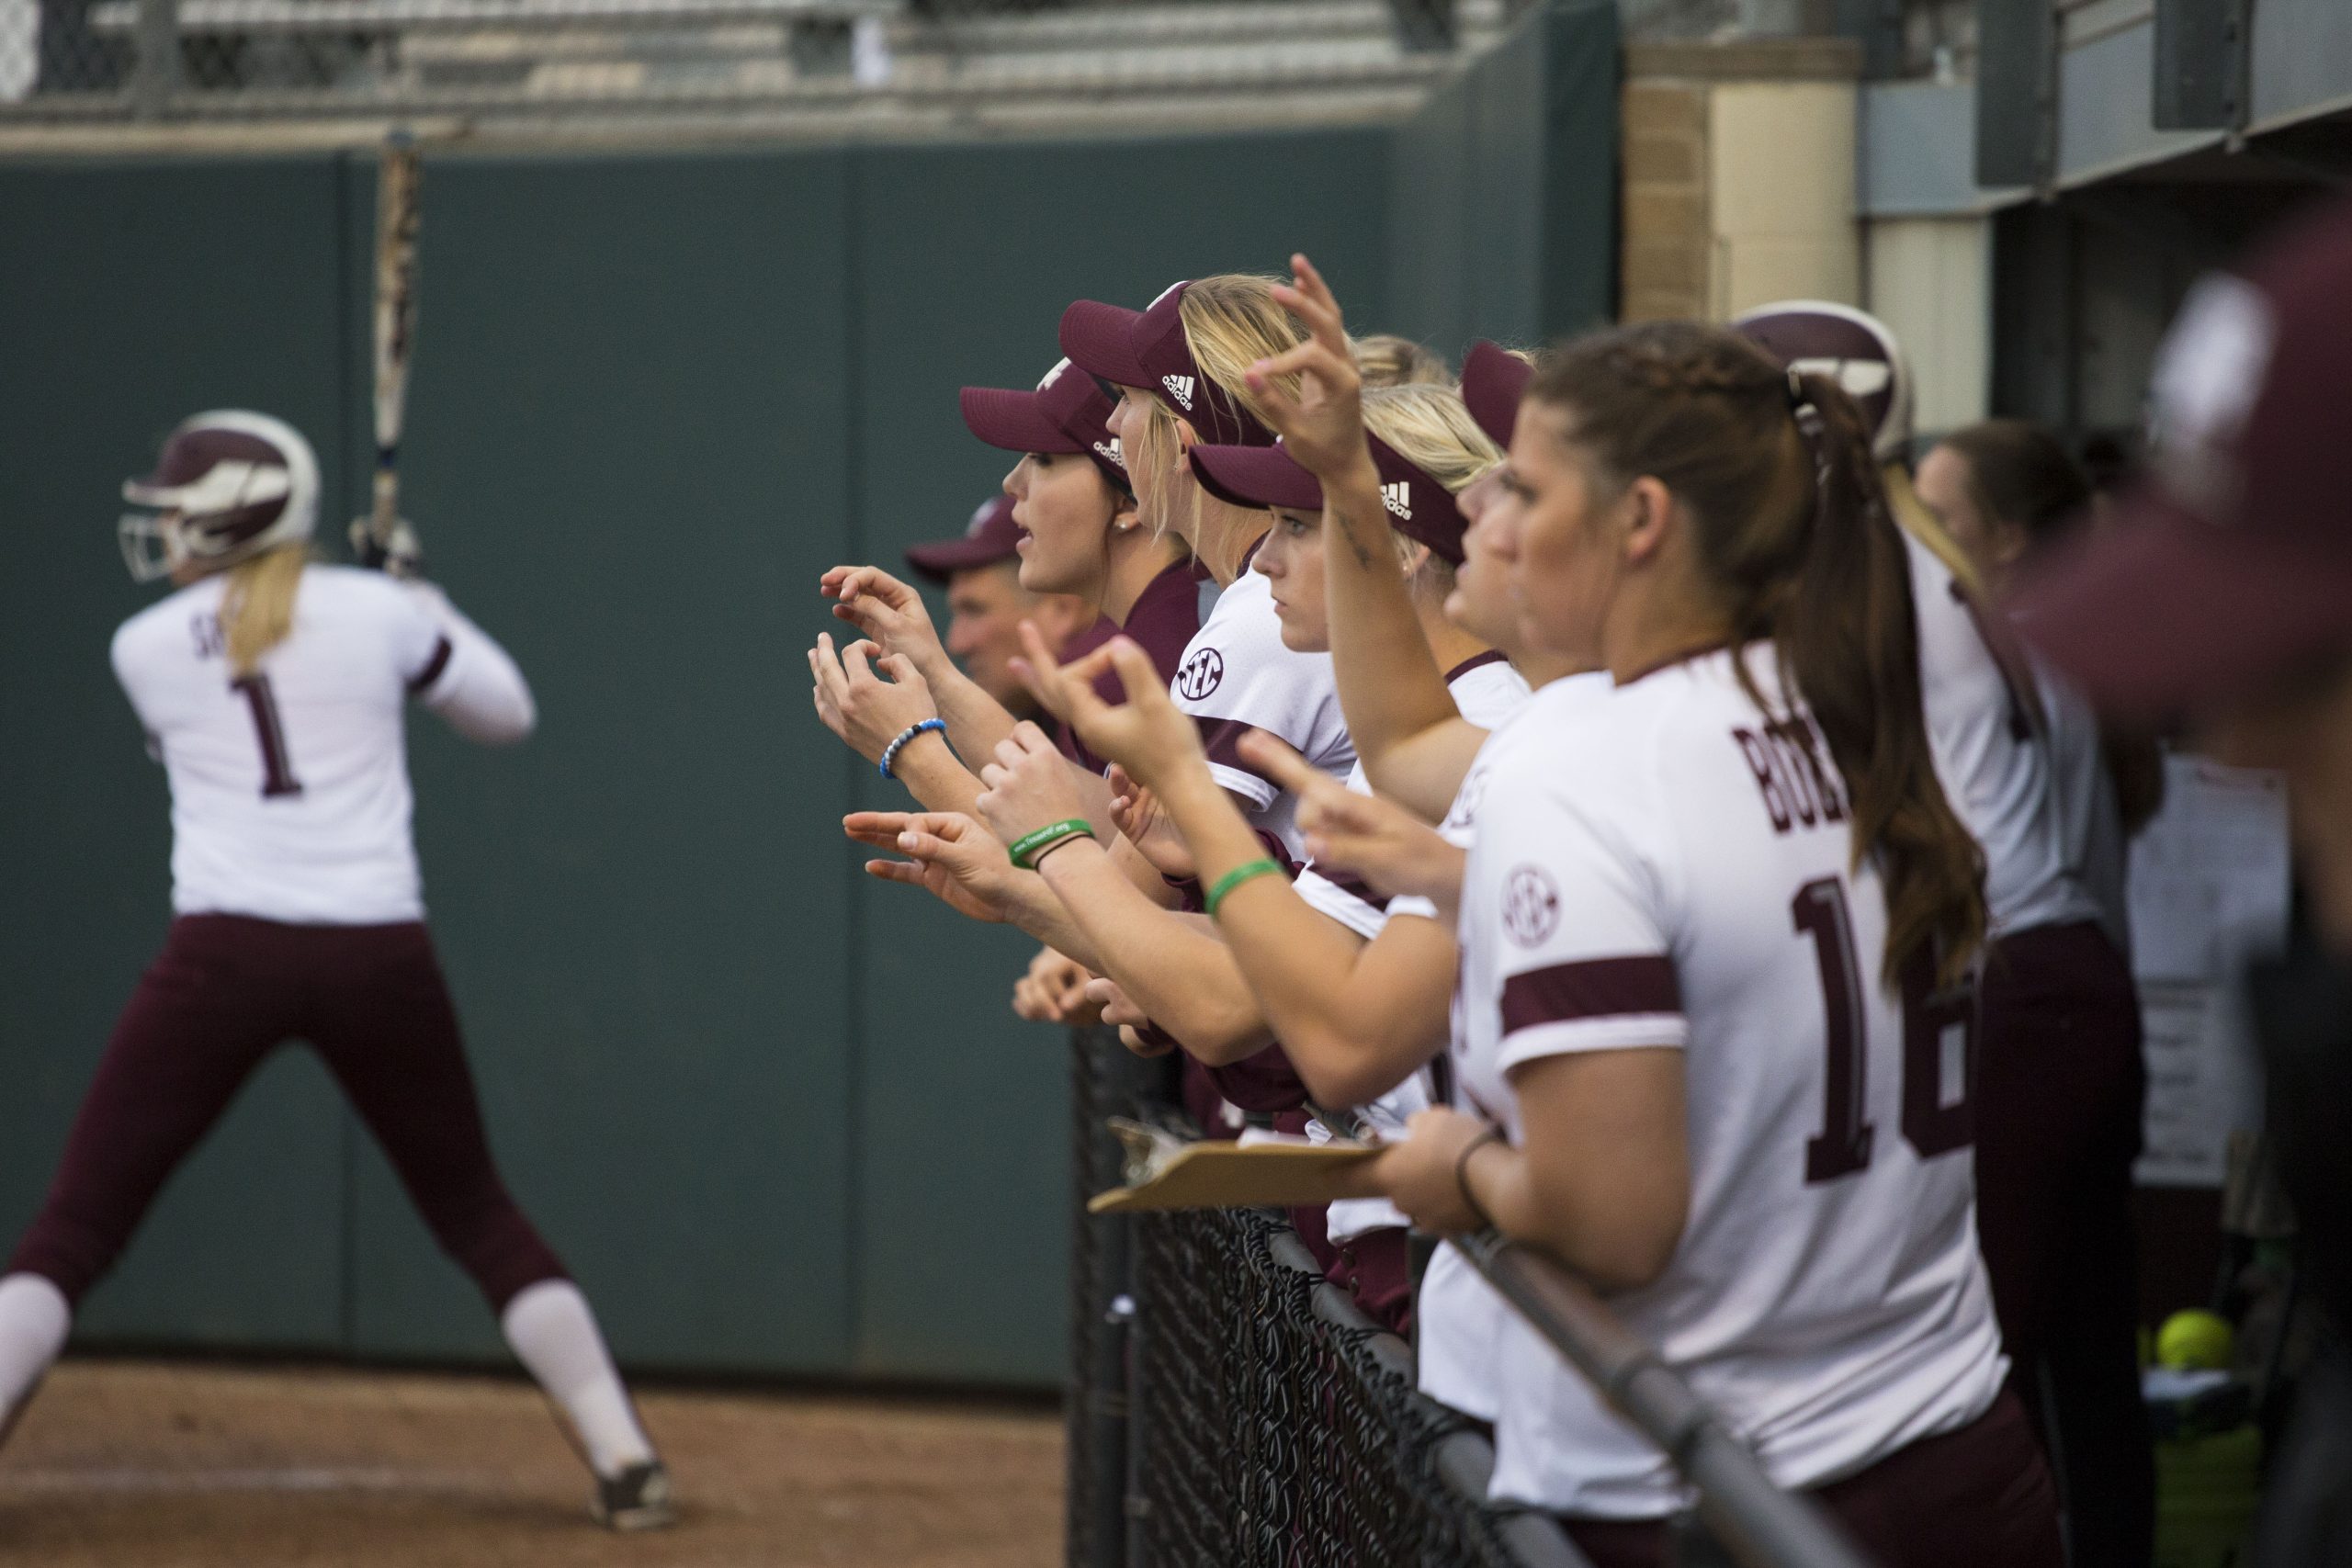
[220,545,308,676]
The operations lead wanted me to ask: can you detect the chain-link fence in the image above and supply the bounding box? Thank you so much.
[1065,1023,1587,1568]
[0,0,1496,127]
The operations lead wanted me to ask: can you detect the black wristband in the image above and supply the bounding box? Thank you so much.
[1454,1126,1505,1231]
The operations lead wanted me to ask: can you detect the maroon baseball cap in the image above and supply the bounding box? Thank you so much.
[2014,197,2352,719]
[905,492,1020,583]
[1190,434,1474,565]
[1459,341,1533,448]
[959,355,1131,492]
[1057,282,1279,448]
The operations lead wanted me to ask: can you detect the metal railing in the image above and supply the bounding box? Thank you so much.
[1070,1021,1886,1568]
[1455,1231,1878,1568]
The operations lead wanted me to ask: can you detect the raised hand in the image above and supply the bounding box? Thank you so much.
[1243,254,1372,484]
[845,809,1010,924]
[1013,946,1103,1026]
[1107,764,1197,881]
[973,718,1096,849]
[1011,623,1207,795]
[809,633,940,764]
[1237,731,1464,907]
[820,564,950,679]
[1084,976,1150,1031]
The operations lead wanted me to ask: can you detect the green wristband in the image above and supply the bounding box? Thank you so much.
[1204,857,1284,917]
[1008,818,1094,871]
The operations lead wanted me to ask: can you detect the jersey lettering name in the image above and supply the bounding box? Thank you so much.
[188,612,226,661]
[1733,719,1849,834]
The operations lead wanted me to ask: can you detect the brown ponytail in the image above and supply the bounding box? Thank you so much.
[1529,322,1985,987]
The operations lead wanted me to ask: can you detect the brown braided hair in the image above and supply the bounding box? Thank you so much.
[1528,321,1985,987]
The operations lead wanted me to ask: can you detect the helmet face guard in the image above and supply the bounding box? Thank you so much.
[116,509,185,581]
[118,412,319,583]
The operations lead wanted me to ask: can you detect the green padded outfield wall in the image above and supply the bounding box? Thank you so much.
[0,0,1613,1386]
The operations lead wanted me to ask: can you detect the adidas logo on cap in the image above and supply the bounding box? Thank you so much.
[1161,374,1195,411]
[1381,481,1412,522]
[1094,437,1125,468]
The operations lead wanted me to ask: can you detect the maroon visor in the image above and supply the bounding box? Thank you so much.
[1459,341,1533,450]
[1190,434,1473,565]
[959,355,1129,492]
[1058,282,1278,448]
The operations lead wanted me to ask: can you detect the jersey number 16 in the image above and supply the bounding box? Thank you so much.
[1792,877,1973,1185]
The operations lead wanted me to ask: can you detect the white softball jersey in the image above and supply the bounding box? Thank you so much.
[1294,652,1532,938]
[1456,651,2006,1517]
[1169,560,1355,864]
[1906,532,2100,938]
[1408,671,1612,1424]
[112,564,535,926]
[1295,653,1532,1248]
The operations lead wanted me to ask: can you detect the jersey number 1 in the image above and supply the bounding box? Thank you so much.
[231,674,304,798]
[1792,877,1973,1185]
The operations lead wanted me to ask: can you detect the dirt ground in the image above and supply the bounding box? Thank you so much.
[0,1359,1062,1568]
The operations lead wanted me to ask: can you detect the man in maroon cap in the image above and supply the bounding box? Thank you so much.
[2016,196,2352,1568]
[904,493,1100,724]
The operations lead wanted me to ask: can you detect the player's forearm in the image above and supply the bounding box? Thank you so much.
[1318,457,1466,781]
[1176,775,1451,1102]
[1152,769,1442,1091]
[1039,839,1270,1062]
[888,731,985,818]
[988,868,1111,976]
[928,663,1023,767]
[410,584,537,745]
[1358,720,1492,824]
[1254,923,1453,1110]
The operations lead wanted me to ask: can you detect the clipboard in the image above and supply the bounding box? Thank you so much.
[1087,1118,1382,1213]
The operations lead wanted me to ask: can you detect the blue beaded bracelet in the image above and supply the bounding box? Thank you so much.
[879,718,946,779]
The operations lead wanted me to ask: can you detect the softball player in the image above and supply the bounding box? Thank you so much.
[813,356,1193,827]
[1914,419,2165,951]
[1233,273,2059,1560]
[1024,380,1523,1328]
[1032,276,1352,1120]
[813,355,1201,1025]
[0,412,670,1531]
[901,491,1102,724]
[1737,303,2154,1568]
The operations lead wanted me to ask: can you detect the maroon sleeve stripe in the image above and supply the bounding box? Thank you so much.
[405,635,453,695]
[1500,956,1681,1035]
[1194,716,1277,781]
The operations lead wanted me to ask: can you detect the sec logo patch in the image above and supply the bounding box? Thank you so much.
[1500,865,1560,948]
[1176,648,1224,701]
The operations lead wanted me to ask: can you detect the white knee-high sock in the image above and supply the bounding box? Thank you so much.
[500,1280,656,1480]
[0,1273,71,1446]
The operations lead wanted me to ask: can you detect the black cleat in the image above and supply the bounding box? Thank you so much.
[592,1460,675,1531]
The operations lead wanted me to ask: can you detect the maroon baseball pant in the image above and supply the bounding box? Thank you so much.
[1561,1390,2063,1568]
[9,913,566,1312]
[1973,918,2155,1568]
